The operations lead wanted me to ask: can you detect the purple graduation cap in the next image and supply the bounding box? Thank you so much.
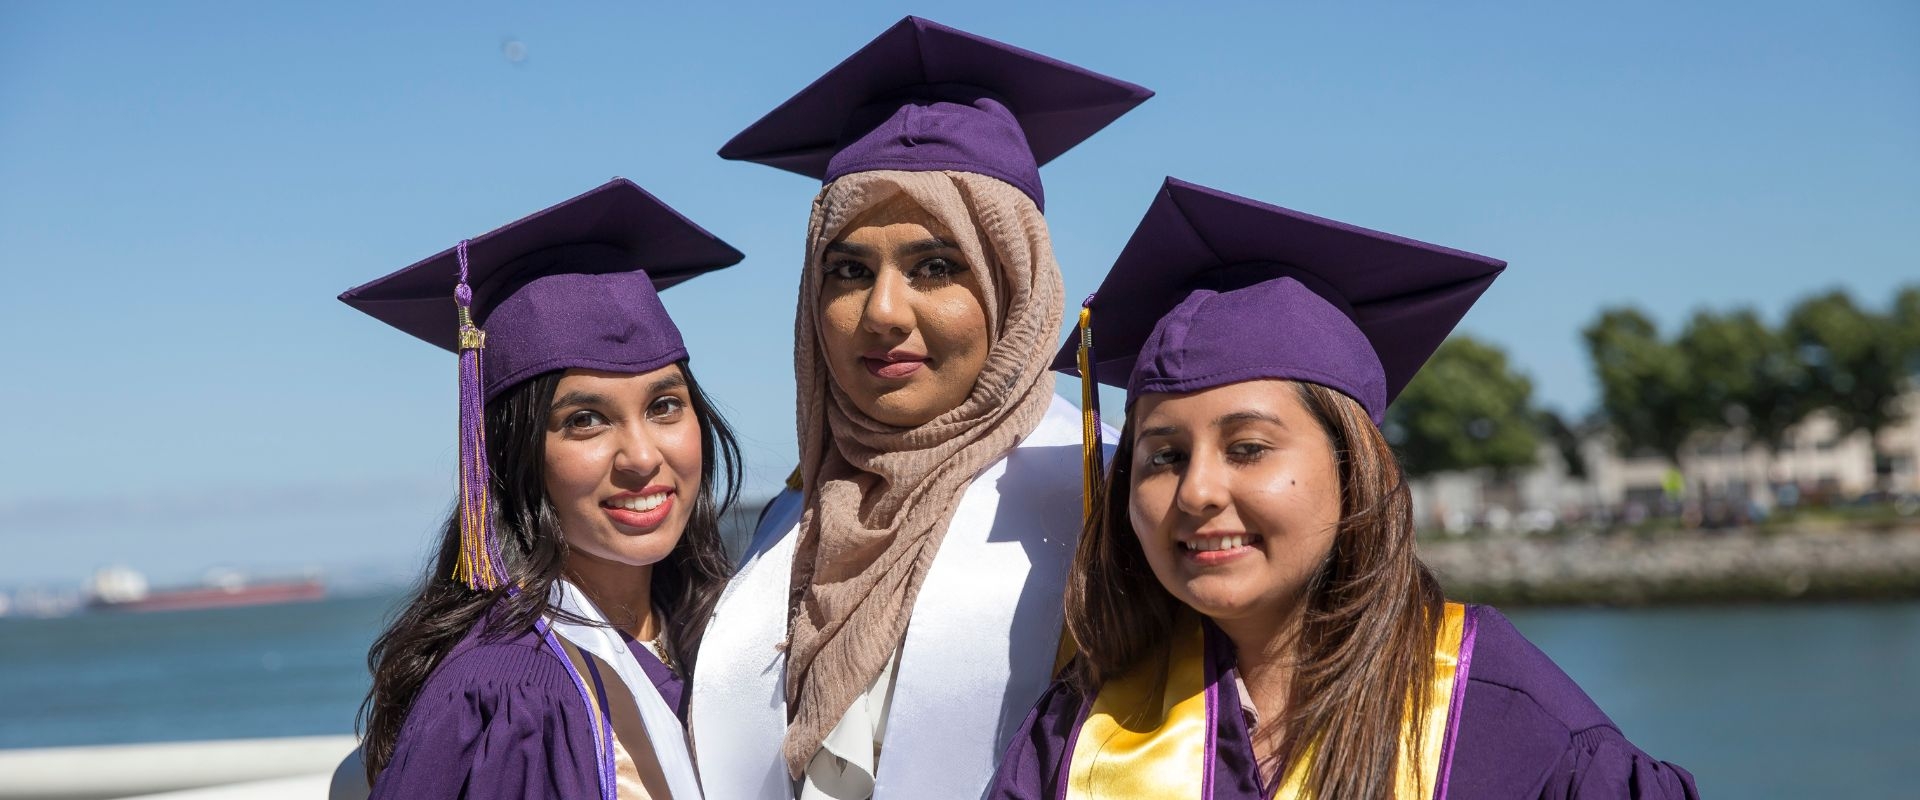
[717,15,1153,211]
[339,178,743,590]
[1052,178,1505,499]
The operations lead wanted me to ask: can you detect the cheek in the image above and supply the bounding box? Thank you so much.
[1127,474,1173,542]
[1127,475,1182,574]
[1293,455,1343,530]
[1243,459,1342,553]
[658,423,704,495]
[542,438,604,508]
[922,289,989,361]
[817,291,865,351]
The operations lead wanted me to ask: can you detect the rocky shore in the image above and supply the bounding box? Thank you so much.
[1421,525,1920,606]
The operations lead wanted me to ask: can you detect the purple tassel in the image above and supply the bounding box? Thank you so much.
[453,240,507,591]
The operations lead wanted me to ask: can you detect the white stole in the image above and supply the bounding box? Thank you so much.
[691,394,1102,800]
[547,579,705,799]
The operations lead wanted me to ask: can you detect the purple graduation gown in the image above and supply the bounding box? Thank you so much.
[988,605,1699,799]
[369,614,685,800]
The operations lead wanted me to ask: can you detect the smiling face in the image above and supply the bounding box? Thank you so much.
[542,366,703,573]
[1127,380,1344,629]
[815,197,992,428]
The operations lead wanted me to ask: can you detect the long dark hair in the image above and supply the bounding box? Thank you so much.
[1065,381,1443,798]
[357,361,742,780]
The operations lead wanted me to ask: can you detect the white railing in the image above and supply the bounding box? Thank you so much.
[0,735,354,800]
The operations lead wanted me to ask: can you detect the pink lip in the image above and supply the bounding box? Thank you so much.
[1179,533,1262,567]
[860,349,928,380]
[600,487,675,532]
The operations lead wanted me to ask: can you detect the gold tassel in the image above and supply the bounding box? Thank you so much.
[1076,305,1104,520]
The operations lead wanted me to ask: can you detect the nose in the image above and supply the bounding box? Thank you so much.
[1173,450,1228,519]
[861,268,914,336]
[612,423,664,481]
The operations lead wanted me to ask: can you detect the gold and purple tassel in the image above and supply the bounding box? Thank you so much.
[452,240,507,591]
[1076,296,1104,520]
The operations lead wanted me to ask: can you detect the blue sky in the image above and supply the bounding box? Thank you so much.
[2,1,1915,586]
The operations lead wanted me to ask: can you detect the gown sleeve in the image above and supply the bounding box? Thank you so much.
[1545,726,1701,800]
[1450,606,1701,800]
[986,679,1086,800]
[370,645,603,800]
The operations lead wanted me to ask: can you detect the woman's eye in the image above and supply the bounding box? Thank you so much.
[908,257,965,281]
[565,410,607,429]
[1226,442,1271,462]
[1145,448,1183,468]
[648,397,686,420]
[825,260,872,281]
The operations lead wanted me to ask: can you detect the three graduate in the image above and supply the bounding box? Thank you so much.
[340,15,1697,800]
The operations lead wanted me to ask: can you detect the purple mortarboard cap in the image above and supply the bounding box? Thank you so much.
[1053,178,1505,424]
[339,178,744,401]
[717,16,1152,211]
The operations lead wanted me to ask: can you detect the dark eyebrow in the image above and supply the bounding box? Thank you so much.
[1135,424,1179,444]
[649,373,688,395]
[1216,410,1285,429]
[825,241,874,258]
[901,237,957,256]
[551,391,610,410]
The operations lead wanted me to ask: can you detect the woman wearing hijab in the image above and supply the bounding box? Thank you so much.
[690,17,1152,800]
[340,179,743,800]
[987,178,1699,799]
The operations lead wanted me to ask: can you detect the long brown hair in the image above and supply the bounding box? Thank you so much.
[1065,381,1443,798]
[357,363,742,781]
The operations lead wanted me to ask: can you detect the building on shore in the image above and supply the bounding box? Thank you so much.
[1412,391,1920,533]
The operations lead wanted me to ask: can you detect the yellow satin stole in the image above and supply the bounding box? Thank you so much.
[1065,603,1469,800]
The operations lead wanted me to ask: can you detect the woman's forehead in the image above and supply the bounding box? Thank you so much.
[1132,380,1311,428]
[553,364,686,394]
[836,193,954,240]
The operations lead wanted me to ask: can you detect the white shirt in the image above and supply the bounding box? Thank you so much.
[798,652,899,799]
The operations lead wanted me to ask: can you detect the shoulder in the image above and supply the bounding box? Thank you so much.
[1024,676,1088,729]
[991,394,1104,506]
[393,620,591,742]
[740,486,804,564]
[420,623,578,704]
[1462,605,1614,735]
[1015,393,1113,453]
[1449,605,1700,799]
[373,620,602,800]
[988,677,1086,800]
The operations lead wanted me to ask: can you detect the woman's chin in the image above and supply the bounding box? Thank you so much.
[1177,583,1267,622]
[859,386,961,428]
[1175,573,1303,627]
[568,533,681,572]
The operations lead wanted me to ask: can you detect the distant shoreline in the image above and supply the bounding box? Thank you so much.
[1423,524,1920,607]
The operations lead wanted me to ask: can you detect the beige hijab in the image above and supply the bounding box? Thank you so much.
[783,170,1064,776]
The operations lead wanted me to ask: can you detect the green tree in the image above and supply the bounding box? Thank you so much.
[1386,335,1539,477]
[1674,308,1807,455]
[1784,290,1909,456]
[1894,285,1920,378]
[1583,307,1694,464]
[1535,409,1590,479]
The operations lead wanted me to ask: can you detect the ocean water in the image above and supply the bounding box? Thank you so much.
[1,596,1913,798]
[1505,603,1919,798]
[0,592,394,750]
